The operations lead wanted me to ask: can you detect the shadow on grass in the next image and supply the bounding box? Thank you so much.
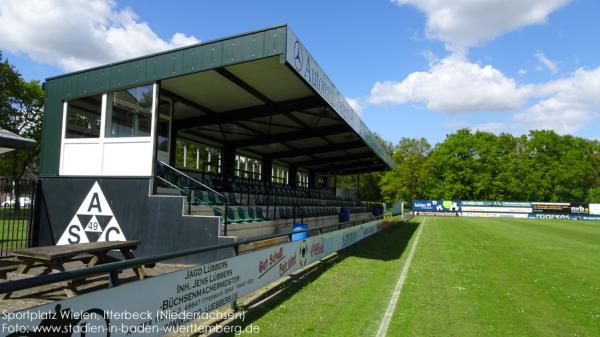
[220,217,422,336]
[342,218,420,261]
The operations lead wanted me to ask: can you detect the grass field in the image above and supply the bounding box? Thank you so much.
[231,216,600,337]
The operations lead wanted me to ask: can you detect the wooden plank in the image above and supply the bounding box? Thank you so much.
[10,240,141,261]
[238,237,288,254]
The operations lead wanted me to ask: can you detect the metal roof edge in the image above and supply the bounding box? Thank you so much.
[283,28,395,170]
[45,24,289,82]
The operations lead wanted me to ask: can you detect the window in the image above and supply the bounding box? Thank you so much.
[65,95,102,138]
[272,165,288,184]
[105,84,153,137]
[235,154,262,180]
[175,139,222,172]
[297,171,309,188]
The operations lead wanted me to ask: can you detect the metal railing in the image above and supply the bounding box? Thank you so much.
[0,220,366,294]
[0,178,36,257]
[155,161,229,233]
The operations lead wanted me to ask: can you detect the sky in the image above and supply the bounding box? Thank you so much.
[1,0,599,145]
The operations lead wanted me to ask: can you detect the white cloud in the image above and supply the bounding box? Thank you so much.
[368,0,595,135]
[422,50,439,65]
[346,97,363,116]
[514,66,600,134]
[0,0,200,71]
[369,56,532,113]
[535,51,558,73]
[393,0,571,54]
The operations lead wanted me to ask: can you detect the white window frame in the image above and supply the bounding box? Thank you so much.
[59,83,157,176]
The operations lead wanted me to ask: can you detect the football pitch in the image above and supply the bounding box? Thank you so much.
[231,216,600,336]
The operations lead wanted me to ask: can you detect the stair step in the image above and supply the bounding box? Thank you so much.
[190,210,217,216]
[156,187,181,196]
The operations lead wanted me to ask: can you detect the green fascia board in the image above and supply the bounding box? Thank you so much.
[284,28,395,170]
[40,25,288,176]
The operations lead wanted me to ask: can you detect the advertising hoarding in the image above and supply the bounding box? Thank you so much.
[570,203,589,215]
[412,200,460,212]
[532,202,571,214]
[0,220,382,337]
[461,201,531,208]
[461,212,529,219]
[590,203,600,215]
[528,213,572,220]
[460,206,532,213]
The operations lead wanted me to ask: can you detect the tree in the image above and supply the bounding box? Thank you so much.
[380,137,431,203]
[0,51,45,208]
[381,128,600,204]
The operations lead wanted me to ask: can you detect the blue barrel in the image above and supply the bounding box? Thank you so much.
[291,223,309,241]
[340,207,350,222]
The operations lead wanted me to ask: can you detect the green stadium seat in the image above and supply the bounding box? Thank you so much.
[247,207,260,222]
[238,207,253,222]
[227,207,243,223]
[255,207,268,221]
[228,192,240,206]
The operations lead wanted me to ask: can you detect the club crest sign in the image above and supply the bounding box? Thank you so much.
[57,182,126,245]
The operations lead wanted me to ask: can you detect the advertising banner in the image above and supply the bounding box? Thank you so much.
[0,220,382,337]
[461,201,531,207]
[590,203,600,216]
[528,213,572,220]
[412,200,460,212]
[412,200,437,211]
[570,203,589,215]
[411,211,460,217]
[461,212,529,219]
[532,202,571,214]
[460,206,532,213]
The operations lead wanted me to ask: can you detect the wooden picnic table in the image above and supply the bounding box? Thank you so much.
[1,240,144,299]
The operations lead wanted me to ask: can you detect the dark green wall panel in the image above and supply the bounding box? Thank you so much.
[109,59,147,89]
[77,68,110,95]
[200,42,223,69]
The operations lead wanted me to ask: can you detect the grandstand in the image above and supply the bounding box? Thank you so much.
[32,25,394,263]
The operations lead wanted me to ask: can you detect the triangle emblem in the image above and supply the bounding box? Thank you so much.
[84,215,103,233]
[57,215,90,245]
[98,217,127,242]
[57,181,127,245]
[76,182,114,216]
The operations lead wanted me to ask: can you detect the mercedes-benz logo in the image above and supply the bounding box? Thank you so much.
[293,41,303,71]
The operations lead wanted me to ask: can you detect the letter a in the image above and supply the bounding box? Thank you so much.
[88,193,102,213]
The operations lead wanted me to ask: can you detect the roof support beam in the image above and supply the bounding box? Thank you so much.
[293,154,377,167]
[267,140,366,159]
[173,96,322,129]
[215,68,272,104]
[215,68,338,153]
[230,124,349,148]
[161,89,214,115]
[335,165,390,175]
[308,158,383,173]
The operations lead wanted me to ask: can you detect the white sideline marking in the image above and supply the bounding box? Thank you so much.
[375,218,425,337]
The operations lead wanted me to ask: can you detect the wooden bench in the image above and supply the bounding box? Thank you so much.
[1,240,144,299]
